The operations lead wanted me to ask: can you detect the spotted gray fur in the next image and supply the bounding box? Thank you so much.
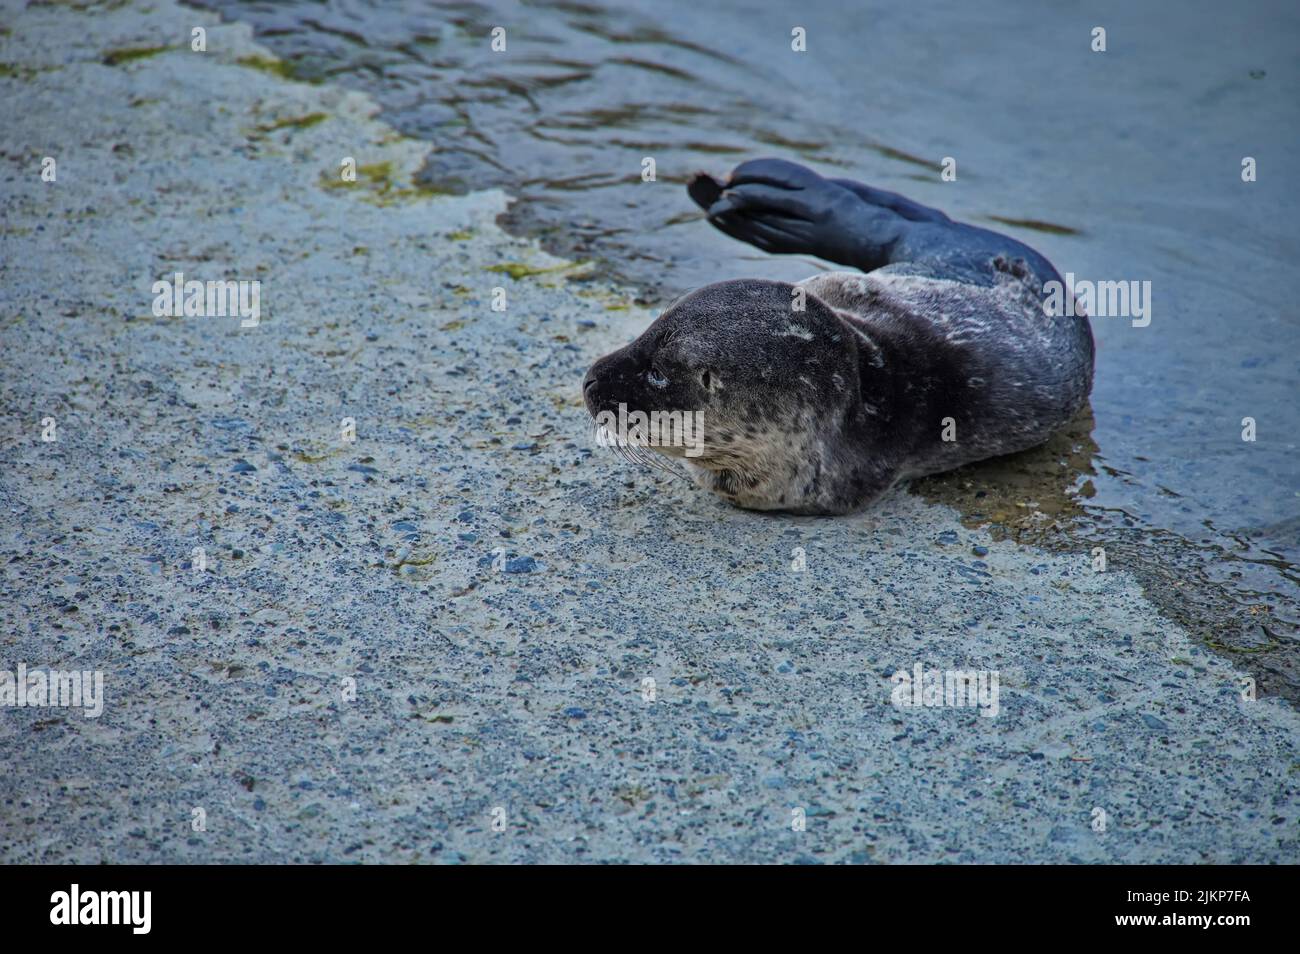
[583,159,1094,515]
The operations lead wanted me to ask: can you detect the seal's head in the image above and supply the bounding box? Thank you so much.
[583,278,870,510]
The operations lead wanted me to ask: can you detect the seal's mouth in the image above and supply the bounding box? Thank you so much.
[587,415,689,483]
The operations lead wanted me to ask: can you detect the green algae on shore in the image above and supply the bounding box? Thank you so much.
[235,53,317,83]
[255,111,328,133]
[102,45,173,66]
[318,160,453,204]
[486,261,590,280]
[0,62,37,79]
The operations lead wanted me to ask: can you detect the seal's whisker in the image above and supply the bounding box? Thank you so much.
[641,451,690,483]
[623,435,690,483]
[589,417,689,484]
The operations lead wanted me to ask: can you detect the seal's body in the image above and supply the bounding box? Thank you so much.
[583,159,1094,514]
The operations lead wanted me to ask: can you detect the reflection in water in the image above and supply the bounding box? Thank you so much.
[193,0,1299,698]
[916,407,1299,702]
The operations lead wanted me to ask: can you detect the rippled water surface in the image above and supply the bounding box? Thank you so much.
[196,0,1299,691]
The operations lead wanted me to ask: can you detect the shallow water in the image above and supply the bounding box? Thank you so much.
[195,0,1299,689]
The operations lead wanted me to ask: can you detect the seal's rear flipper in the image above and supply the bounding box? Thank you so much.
[687,158,1063,287]
[687,158,907,272]
[827,178,951,224]
[686,171,725,211]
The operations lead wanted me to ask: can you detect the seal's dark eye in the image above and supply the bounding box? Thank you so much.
[701,370,712,390]
[647,365,668,388]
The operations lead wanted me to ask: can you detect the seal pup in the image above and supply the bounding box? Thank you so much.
[583,158,1094,515]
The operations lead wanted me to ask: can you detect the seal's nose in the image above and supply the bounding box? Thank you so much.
[584,349,626,414]
[582,368,601,414]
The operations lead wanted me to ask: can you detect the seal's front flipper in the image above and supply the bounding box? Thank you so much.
[687,158,907,272]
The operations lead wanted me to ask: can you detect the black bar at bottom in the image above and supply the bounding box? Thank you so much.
[0,864,1278,940]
